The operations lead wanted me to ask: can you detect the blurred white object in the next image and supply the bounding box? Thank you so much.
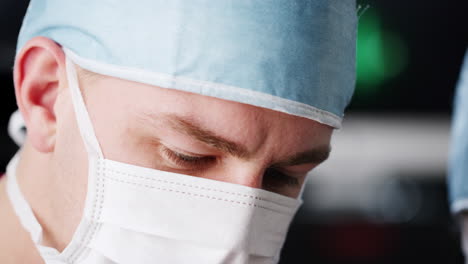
[304,113,450,219]
[8,110,26,146]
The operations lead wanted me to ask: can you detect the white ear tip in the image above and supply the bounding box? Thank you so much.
[8,110,26,146]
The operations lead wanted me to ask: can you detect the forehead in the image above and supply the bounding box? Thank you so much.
[78,69,333,151]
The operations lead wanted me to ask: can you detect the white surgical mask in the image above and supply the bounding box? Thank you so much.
[6,51,302,264]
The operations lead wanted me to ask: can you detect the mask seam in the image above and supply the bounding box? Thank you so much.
[103,175,295,216]
[105,168,296,207]
[68,158,106,263]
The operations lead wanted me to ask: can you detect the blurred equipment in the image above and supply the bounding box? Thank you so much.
[280,114,462,264]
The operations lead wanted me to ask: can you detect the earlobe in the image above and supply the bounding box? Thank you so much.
[14,37,66,153]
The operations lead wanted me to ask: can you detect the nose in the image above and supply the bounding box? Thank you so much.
[230,168,263,189]
[204,161,264,189]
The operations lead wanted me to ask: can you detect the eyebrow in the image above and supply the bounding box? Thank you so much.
[163,114,251,159]
[155,113,331,166]
[272,146,331,167]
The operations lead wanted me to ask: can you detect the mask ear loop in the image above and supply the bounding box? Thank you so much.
[6,153,43,244]
[6,154,60,257]
[64,49,103,159]
[5,50,103,248]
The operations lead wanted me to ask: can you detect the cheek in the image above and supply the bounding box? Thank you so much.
[52,97,89,227]
[54,90,88,174]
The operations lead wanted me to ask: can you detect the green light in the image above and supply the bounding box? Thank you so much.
[356,9,408,94]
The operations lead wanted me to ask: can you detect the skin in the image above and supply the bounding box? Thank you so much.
[0,37,333,263]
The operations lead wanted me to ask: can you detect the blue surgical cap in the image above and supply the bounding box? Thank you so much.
[449,50,468,214]
[17,0,357,128]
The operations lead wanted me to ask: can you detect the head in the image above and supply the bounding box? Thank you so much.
[14,37,333,249]
[10,1,357,258]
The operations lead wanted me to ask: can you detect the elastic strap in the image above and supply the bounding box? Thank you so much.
[5,152,62,259]
[64,49,103,158]
[5,153,43,244]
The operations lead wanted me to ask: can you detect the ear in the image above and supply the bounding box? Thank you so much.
[14,37,66,153]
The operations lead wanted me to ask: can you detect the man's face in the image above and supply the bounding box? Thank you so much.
[55,69,333,203]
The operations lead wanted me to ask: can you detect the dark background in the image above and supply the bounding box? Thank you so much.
[1,1,467,263]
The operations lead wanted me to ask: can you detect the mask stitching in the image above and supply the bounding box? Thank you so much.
[104,175,295,216]
[68,158,106,263]
[105,168,296,207]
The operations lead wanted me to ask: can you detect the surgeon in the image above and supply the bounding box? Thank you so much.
[0,1,357,263]
[449,50,468,263]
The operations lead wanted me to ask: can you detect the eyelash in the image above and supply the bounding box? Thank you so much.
[264,168,300,187]
[162,147,216,169]
[162,147,299,187]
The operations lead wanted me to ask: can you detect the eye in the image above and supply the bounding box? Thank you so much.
[263,168,300,189]
[161,146,216,169]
